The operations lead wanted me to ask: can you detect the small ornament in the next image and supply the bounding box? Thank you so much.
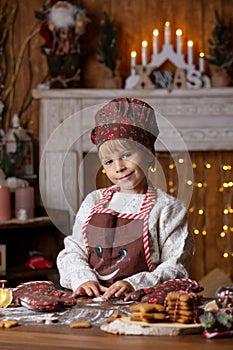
[216,286,233,309]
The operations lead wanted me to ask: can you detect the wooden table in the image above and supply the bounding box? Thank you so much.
[0,325,232,350]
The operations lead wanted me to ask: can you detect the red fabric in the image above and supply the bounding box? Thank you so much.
[130,278,204,304]
[13,281,76,311]
[91,98,159,154]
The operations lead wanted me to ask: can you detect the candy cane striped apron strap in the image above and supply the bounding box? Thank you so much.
[82,185,119,251]
[141,184,156,271]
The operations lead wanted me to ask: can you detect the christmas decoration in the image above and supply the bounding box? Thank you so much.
[36,1,91,88]
[125,21,211,89]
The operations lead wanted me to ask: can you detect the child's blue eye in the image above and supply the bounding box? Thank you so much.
[122,152,132,159]
[104,159,113,166]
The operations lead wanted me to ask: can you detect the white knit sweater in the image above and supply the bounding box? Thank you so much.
[57,187,194,292]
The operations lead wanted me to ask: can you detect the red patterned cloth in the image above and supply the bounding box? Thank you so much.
[13,281,76,311]
[130,278,204,304]
[91,98,159,155]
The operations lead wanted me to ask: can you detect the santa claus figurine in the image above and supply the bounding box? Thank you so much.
[40,1,90,56]
[38,1,90,84]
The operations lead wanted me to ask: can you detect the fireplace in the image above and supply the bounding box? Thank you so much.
[33,87,233,281]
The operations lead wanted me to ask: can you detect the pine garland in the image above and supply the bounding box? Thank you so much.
[206,10,233,71]
[96,12,120,74]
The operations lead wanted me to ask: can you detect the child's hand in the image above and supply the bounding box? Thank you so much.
[73,281,107,298]
[102,280,134,301]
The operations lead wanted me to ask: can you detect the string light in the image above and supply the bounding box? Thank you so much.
[154,153,233,270]
[222,165,232,171]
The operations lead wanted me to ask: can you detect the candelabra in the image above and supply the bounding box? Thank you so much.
[125,22,211,90]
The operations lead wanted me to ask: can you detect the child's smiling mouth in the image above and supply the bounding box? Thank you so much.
[117,171,134,181]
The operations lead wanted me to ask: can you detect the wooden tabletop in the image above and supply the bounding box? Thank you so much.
[0,325,232,350]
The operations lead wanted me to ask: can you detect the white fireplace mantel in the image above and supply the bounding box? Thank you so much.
[33,87,233,153]
[33,87,233,233]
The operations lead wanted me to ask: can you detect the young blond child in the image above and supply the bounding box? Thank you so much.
[57,98,194,301]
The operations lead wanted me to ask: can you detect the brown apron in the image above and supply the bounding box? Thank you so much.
[82,185,156,287]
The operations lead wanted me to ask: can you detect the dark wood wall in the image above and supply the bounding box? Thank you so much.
[1,0,233,282]
[3,0,233,134]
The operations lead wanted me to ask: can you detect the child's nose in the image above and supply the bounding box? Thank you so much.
[114,158,126,172]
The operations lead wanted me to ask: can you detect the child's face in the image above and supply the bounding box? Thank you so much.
[99,140,151,194]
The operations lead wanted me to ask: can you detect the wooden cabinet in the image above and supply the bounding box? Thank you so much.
[0,216,65,288]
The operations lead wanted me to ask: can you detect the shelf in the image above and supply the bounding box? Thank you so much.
[0,265,60,288]
[0,216,52,230]
[0,216,52,229]
[4,265,59,279]
[0,214,64,288]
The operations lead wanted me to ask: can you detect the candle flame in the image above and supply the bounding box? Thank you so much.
[165,21,170,27]
[153,29,159,36]
[199,52,204,58]
[187,40,193,47]
[131,51,137,58]
[176,29,182,36]
[142,41,148,47]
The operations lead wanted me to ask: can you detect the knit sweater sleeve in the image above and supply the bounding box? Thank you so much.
[56,189,103,291]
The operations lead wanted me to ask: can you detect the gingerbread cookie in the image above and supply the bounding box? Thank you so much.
[0,320,18,328]
[105,313,127,323]
[70,321,91,328]
[130,303,165,313]
[130,312,166,323]
[129,303,167,324]
[166,291,202,324]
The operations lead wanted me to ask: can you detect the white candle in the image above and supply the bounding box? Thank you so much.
[199,52,205,73]
[153,29,159,55]
[141,41,148,66]
[187,40,193,65]
[176,29,182,54]
[130,51,137,75]
[164,21,170,44]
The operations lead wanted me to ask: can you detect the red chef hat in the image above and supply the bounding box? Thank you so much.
[91,98,159,154]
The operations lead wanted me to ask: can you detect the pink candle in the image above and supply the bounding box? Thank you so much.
[0,186,11,221]
[15,186,34,219]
